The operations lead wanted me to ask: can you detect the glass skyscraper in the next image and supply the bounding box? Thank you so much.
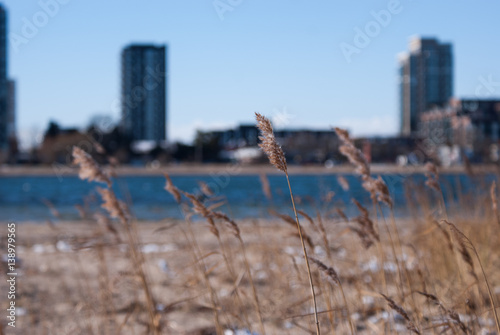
[0,4,7,151]
[398,37,453,136]
[121,44,167,142]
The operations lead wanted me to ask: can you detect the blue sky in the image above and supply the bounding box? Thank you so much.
[5,0,500,149]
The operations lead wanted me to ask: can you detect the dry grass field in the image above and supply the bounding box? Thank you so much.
[2,205,500,334]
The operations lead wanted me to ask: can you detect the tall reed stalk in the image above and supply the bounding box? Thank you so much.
[255,113,320,334]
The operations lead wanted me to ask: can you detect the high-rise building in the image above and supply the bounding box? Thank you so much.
[7,79,15,141]
[398,37,453,136]
[0,4,8,153]
[121,44,167,142]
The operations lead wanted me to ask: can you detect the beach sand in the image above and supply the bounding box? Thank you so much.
[0,163,487,177]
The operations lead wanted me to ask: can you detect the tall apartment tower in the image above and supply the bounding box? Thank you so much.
[7,79,15,141]
[398,37,453,136]
[121,44,167,142]
[0,4,8,151]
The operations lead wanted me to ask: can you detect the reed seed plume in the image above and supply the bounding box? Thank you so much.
[291,232,314,250]
[323,191,335,203]
[309,257,340,285]
[270,209,315,249]
[269,209,296,226]
[353,199,379,243]
[362,174,393,207]
[442,220,477,281]
[74,204,86,220]
[381,294,421,334]
[361,178,377,200]
[97,187,129,223]
[417,291,468,334]
[211,211,241,239]
[425,162,441,193]
[337,175,350,191]
[72,146,111,187]
[336,208,349,222]
[164,173,182,204]
[372,176,393,208]
[431,219,453,252]
[182,191,220,237]
[206,201,225,212]
[255,112,287,173]
[352,198,369,217]
[491,181,498,213]
[316,213,331,258]
[182,190,211,216]
[334,127,370,177]
[334,127,350,142]
[491,181,500,225]
[198,181,214,197]
[297,210,316,229]
[259,173,272,200]
[350,226,374,249]
[335,128,394,207]
[93,141,106,155]
[42,198,61,219]
[350,197,380,249]
[94,212,121,242]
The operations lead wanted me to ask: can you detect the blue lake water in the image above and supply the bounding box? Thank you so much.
[0,172,497,222]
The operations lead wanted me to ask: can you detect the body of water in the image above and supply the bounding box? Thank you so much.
[0,172,495,222]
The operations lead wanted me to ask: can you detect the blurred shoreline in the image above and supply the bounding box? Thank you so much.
[0,163,497,176]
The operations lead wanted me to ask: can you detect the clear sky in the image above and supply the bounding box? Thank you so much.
[4,0,500,149]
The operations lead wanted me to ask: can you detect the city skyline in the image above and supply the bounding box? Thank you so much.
[5,0,500,150]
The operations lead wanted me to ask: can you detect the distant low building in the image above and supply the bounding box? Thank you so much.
[202,124,341,164]
[38,122,90,164]
[274,129,341,164]
[210,124,260,149]
[354,136,417,164]
[418,98,500,162]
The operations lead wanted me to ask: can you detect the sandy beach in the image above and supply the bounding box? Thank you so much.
[2,212,499,334]
[0,218,411,334]
[0,163,491,177]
